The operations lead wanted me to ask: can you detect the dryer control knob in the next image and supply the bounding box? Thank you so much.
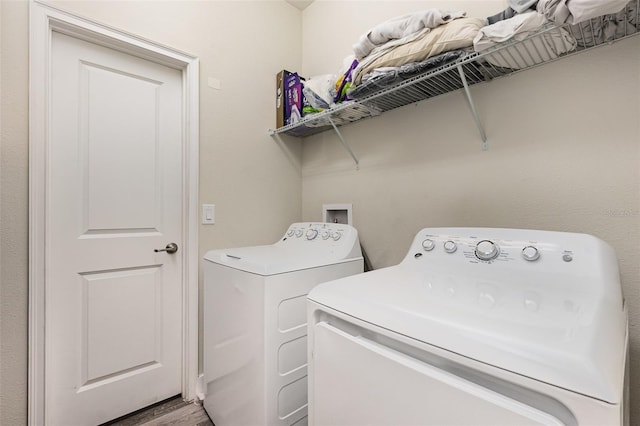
[287,230,294,237]
[422,239,435,251]
[444,240,457,253]
[332,232,342,241]
[522,246,540,261]
[321,231,330,240]
[475,240,499,261]
[306,229,318,240]
[295,229,303,238]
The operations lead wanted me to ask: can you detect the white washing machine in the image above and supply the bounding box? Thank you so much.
[203,222,363,426]
[307,227,628,426]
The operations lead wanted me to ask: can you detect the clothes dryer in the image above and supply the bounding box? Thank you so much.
[308,228,628,426]
[203,222,363,426]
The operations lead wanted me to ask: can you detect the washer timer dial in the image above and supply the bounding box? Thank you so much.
[475,240,499,261]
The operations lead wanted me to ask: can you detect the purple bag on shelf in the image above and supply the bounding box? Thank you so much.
[334,58,359,103]
[285,72,304,125]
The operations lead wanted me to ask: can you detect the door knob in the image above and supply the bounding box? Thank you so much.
[154,243,178,254]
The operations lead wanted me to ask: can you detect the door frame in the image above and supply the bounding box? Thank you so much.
[28,2,200,424]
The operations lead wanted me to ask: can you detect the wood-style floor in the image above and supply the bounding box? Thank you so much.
[102,395,214,426]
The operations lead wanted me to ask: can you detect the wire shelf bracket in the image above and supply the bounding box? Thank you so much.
[457,64,488,151]
[328,116,360,170]
[269,116,361,170]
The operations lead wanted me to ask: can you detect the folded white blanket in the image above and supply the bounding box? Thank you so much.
[509,0,539,13]
[537,0,629,24]
[474,11,548,51]
[352,9,467,60]
[473,11,577,69]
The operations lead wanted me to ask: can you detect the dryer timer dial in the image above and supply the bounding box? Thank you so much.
[475,240,499,261]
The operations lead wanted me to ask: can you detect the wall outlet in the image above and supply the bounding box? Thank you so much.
[202,204,215,224]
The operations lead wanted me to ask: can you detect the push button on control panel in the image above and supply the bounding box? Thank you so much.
[444,241,457,253]
[422,239,435,251]
[522,246,540,261]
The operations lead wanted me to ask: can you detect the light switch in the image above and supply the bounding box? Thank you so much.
[202,204,215,225]
[207,77,221,90]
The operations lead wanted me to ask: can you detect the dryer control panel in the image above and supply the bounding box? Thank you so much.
[407,227,611,270]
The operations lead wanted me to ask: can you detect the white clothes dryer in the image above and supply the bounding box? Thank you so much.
[307,227,628,426]
[203,222,363,426]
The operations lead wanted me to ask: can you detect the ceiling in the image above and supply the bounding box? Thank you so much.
[285,0,314,11]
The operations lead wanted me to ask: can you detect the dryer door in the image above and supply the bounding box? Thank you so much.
[310,321,566,426]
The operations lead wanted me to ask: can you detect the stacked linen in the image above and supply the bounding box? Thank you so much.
[351,9,485,86]
[474,0,633,69]
[353,9,467,61]
[488,0,631,25]
[473,11,577,69]
[564,0,638,47]
[536,0,630,25]
[348,50,467,100]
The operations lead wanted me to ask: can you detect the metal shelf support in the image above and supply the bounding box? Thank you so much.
[269,120,360,170]
[328,116,359,170]
[457,64,488,151]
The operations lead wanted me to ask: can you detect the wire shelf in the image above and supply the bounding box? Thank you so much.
[269,4,640,138]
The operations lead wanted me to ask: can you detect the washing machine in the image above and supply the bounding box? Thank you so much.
[203,222,363,426]
[307,227,628,426]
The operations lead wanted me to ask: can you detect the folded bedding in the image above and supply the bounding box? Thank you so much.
[353,17,486,85]
[348,50,467,100]
[569,0,638,46]
[537,0,630,25]
[353,9,467,60]
[473,11,576,69]
[488,7,519,25]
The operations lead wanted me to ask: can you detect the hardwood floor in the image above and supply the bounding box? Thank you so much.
[102,395,214,426]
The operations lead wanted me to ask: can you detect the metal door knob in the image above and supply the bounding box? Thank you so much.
[154,243,178,254]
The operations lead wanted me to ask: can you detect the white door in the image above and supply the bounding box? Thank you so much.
[47,31,183,425]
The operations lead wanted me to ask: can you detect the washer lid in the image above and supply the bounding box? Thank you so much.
[203,223,362,275]
[204,244,360,275]
[308,260,627,404]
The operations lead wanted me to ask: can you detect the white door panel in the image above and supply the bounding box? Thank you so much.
[47,31,183,425]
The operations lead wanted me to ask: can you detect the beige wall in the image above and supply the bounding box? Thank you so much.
[0,1,302,424]
[301,0,640,423]
[1,1,30,424]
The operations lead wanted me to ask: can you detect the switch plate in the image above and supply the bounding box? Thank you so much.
[202,204,215,225]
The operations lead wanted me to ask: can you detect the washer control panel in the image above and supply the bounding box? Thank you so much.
[281,222,352,246]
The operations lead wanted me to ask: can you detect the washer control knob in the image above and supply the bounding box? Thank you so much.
[422,239,435,251]
[475,240,499,261]
[332,232,342,241]
[287,230,294,237]
[522,246,540,261]
[295,229,303,238]
[443,240,457,253]
[321,231,330,240]
[306,229,318,240]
